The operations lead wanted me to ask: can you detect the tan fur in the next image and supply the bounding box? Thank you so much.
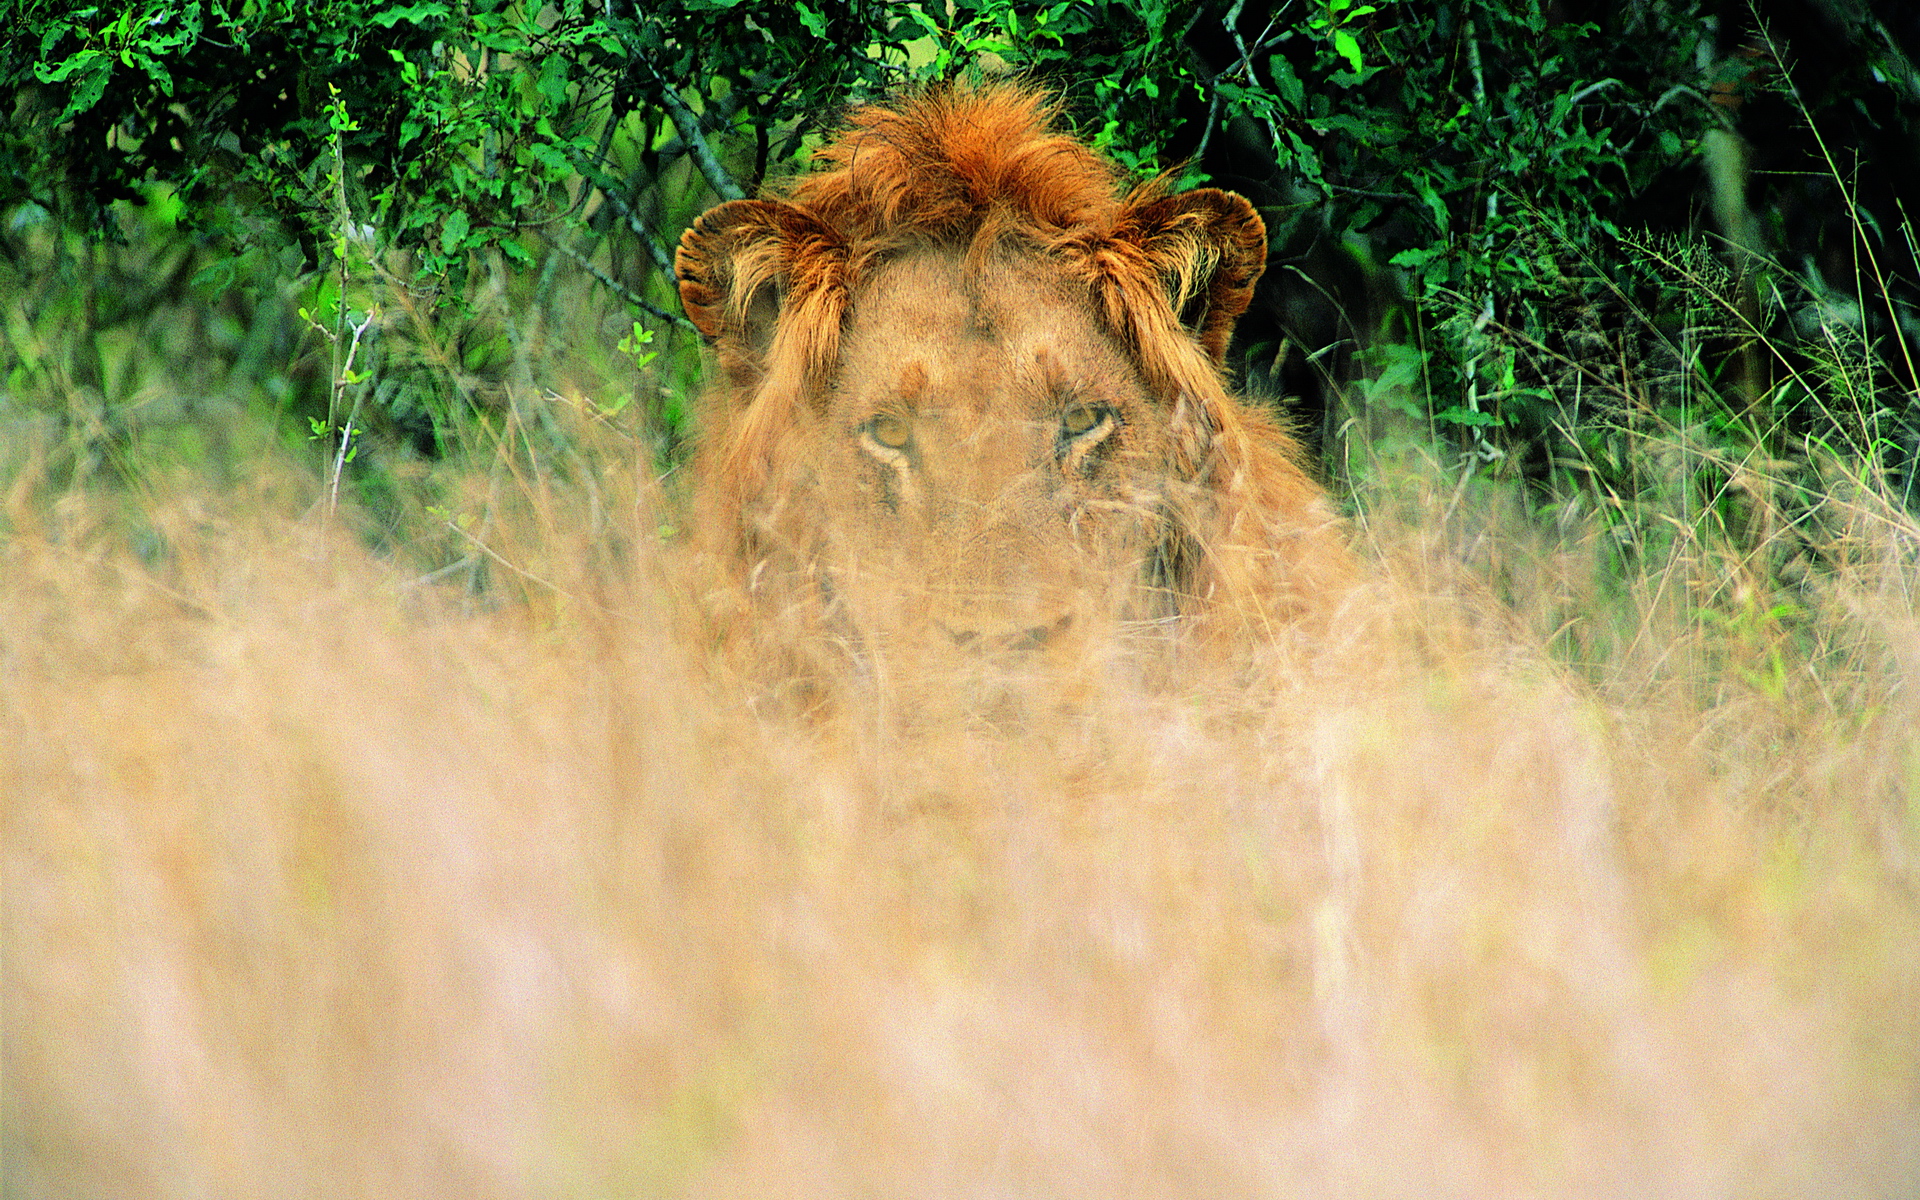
[674,81,1353,663]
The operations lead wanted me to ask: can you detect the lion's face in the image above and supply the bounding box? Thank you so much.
[674,83,1350,676]
[811,247,1176,649]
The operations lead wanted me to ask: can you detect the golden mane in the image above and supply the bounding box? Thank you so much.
[789,82,1138,246]
[676,82,1265,394]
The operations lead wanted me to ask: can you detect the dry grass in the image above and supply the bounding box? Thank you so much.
[4,439,1917,1199]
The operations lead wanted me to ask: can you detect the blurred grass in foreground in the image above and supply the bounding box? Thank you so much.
[3,223,1919,1197]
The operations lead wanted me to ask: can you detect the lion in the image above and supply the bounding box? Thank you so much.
[674,81,1352,671]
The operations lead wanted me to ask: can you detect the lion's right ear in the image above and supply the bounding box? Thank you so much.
[675,199,832,387]
[1113,188,1267,366]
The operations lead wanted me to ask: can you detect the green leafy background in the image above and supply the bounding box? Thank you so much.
[4,0,1919,592]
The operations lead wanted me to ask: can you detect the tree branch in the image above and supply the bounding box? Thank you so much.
[641,59,745,202]
[558,243,694,331]
[560,141,679,280]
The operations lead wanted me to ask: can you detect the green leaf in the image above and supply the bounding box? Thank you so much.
[536,54,569,108]
[1332,28,1363,74]
[1311,113,1374,139]
[1410,176,1449,236]
[371,2,450,27]
[962,35,1014,56]
[528,141,572,174]
[35,45,103,85]
[1434,405,1501,427]
[57,57,113,122]
[440,208,469,255]
[1267,56,1305,111]
[618,322,655,358]
[902,8,942,39]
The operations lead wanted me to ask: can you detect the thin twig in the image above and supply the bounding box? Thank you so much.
[557,243,695,330]
[1566,77,1622,106]
[446,515,569,596]
[401,555,481,590]
[327,306,378,517]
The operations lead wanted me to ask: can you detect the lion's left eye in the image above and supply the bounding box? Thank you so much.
[1059,404,1112,440]
[865,414,913,451]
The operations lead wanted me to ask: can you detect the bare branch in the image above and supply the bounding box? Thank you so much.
[1567,77,1623,106]
[589,177,678,279]
[641,59,745,202]
[1194,86,1224,163]
[1214,0,1287,158]
[557,243,695,331]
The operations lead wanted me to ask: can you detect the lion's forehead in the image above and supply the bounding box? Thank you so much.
[842,251,998,338]
[833,247,1142,417]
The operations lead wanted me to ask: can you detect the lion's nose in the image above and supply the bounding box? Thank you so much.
[935,612,1073,652]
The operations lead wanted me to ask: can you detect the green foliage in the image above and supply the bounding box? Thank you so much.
[3,0,1916,593]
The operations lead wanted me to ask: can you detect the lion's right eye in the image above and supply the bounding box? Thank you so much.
[865,414,913,451]
[1060,404,1106,438]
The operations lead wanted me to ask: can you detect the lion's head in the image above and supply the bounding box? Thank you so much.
[675,82,1350,661]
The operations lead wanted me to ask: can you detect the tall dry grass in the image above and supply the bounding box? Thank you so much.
[3,409,1917,1199]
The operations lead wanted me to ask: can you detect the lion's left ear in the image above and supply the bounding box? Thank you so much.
[1111,188,1267,365]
